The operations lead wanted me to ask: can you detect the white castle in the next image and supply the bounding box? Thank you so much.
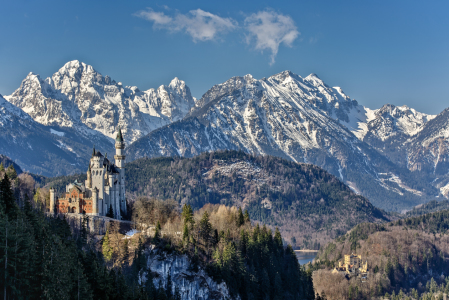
[49,128,127,219]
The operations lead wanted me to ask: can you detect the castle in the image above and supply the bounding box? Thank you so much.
[333,253,368,277]
[49,128,127,219]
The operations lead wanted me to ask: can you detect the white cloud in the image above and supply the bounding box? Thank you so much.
[134,8,237,42]
[134,8,173,25]
[244,10,299,65]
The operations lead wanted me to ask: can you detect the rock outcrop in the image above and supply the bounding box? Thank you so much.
[142,249,238,300]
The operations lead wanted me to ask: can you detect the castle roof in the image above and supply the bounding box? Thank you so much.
[116,126,124,142]
[109,164,120,174]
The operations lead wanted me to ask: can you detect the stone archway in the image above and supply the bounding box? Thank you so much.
[72,207,77,213]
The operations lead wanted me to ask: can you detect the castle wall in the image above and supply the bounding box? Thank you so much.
[55,129,126,220]
[55,188,94,214]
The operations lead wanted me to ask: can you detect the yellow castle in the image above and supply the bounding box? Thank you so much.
[333,253,368,275]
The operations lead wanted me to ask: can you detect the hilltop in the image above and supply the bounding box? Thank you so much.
[313,209,449,299]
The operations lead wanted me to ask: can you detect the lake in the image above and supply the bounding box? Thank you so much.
[295,251,318,265]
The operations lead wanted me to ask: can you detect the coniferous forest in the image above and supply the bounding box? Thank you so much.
[0,158,316,299]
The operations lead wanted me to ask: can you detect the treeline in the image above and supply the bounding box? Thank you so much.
[404,199,449,218]
[0,154,23,174]
[313,209,449,299]
[396,208,449,234]
[132,197,315,299]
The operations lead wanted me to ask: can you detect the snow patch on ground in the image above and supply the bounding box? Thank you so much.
[50,129,65,136]
[123,229,140,239]
[440,182,449,196]
[378,173,423,196]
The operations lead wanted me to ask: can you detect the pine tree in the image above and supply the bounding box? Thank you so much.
[106,205,114,218]
[0,174,17,218]
[199,211,212,249]
[237,207,244,227]
[5,165,17,180]
[122,239,129,265]
[154,221,161,240]
[182,223,189,246]
[102,229,113,261]
[181,204,194,228]
[79,215,88,248]
[274,227,283,252]
[0,163,4,172]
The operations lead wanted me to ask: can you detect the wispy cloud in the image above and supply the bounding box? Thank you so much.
[244,10,299,65]
[134,8,237,42]
[134,8,300,65]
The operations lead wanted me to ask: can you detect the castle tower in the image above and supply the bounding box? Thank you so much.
[114,126,126,218]
[86,163,92,188]
[90,146,105,215]
[92,187,99,215]
[49,188,56,214]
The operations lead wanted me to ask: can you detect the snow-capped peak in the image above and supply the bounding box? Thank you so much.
[304,73,323,84]
[169,77,182,89]
[5,60,196,144]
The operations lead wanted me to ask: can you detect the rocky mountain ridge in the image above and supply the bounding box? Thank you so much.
[126,70,439,211]
[5,60,196,144]
[3,62,449,212]
[0,93,111,176]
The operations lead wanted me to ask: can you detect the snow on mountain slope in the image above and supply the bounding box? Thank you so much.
[6,60,196,144]
[0,93,108,176]
[128,71,436,211]
[362,104,435,141]
[406,108,449,176]
[0,93,32,125]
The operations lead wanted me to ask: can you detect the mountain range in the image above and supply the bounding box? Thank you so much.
[2,60,449,212]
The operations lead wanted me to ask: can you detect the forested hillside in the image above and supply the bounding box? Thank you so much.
[43,150,388,249]
[0,155,315,300]
[404,199,449,217]
[312,209,449,299]
[0,154,22,174]
[131,198,315,299]
[125,150,387,249]
[0,173,161,299]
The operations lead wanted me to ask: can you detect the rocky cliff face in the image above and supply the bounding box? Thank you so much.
[142,248,237,300]
[6,60,196,144]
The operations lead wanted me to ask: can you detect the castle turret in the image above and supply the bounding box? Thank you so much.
[86,163,92,188]
[49,188,56,214]
[114,126,126,217]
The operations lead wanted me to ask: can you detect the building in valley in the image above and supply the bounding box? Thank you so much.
[49,128,127,219]
[333,253,368,278]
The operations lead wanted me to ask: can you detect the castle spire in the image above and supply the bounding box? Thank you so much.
[116,126,123,142]
[92,145,96,157]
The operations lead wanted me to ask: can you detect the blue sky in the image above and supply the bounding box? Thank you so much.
[1,0,448,114]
